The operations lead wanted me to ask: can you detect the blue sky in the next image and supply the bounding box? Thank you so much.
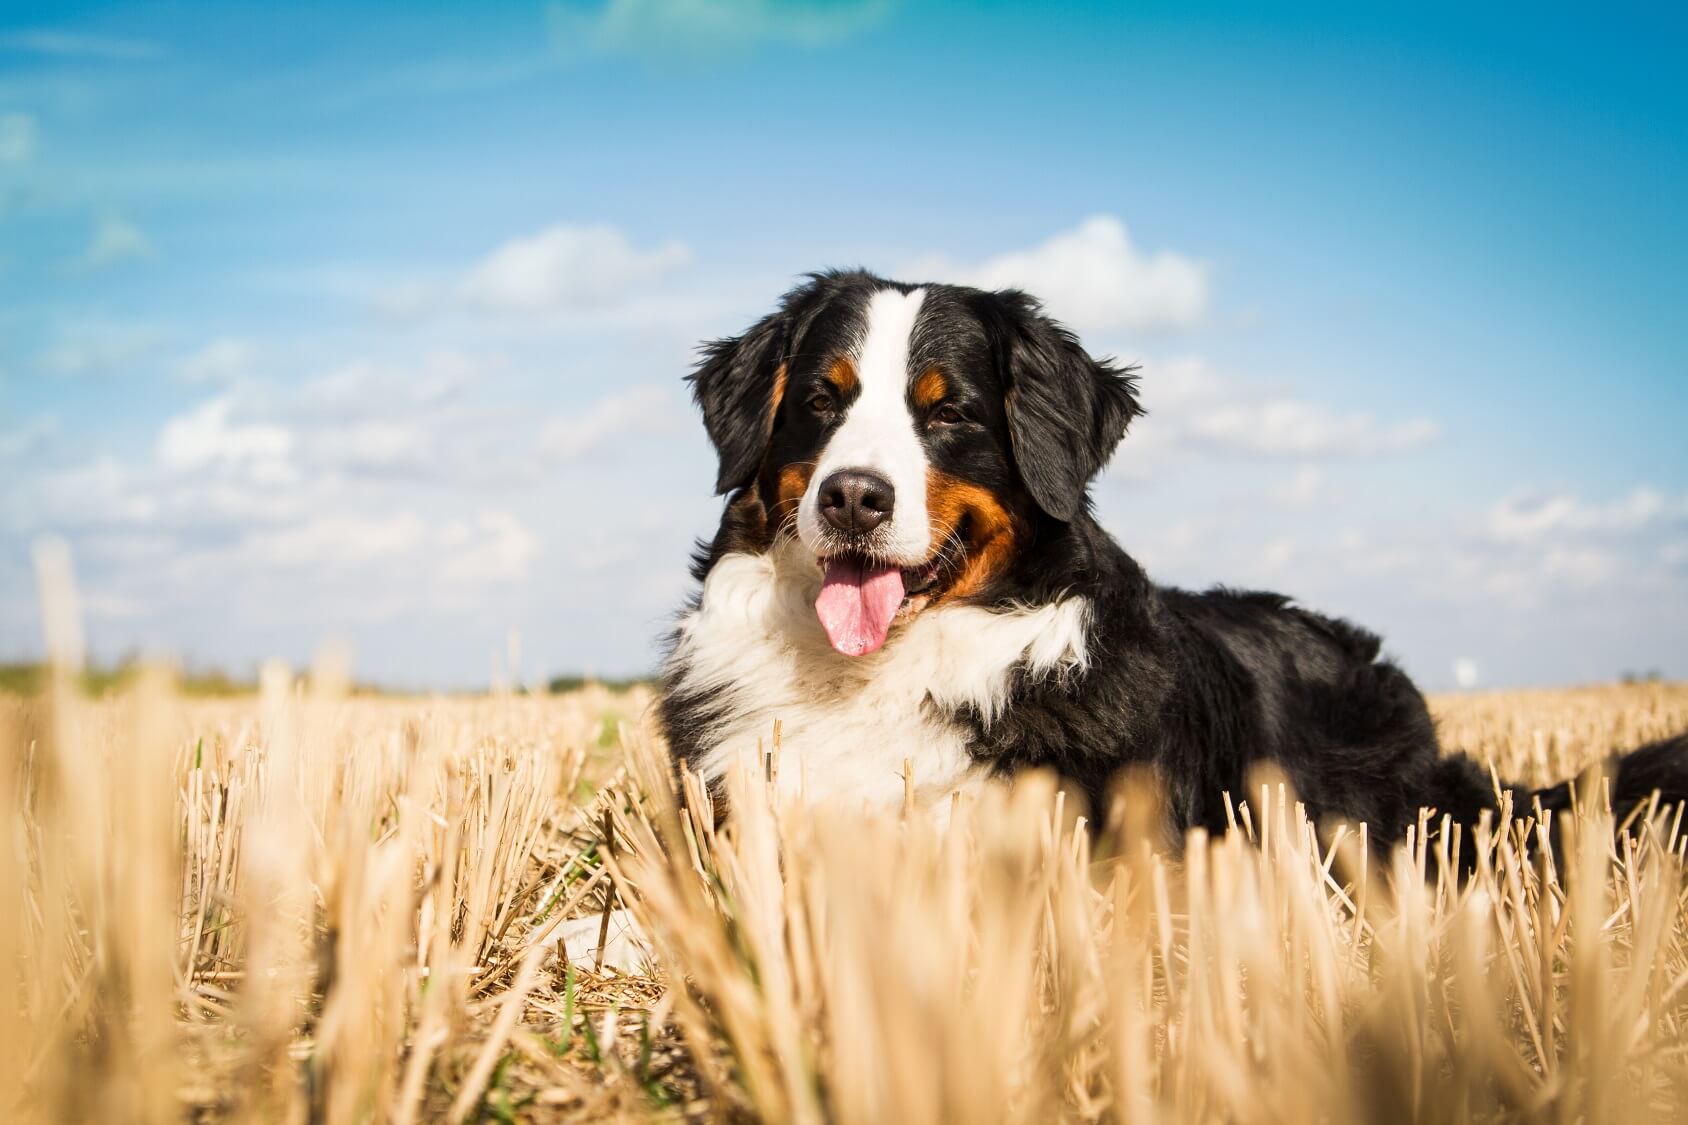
[2,0,1685,689]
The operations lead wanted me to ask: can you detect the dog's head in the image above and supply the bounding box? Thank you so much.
[690,270,1140,656]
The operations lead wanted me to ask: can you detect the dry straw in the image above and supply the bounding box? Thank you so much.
[6,545,1688,1121]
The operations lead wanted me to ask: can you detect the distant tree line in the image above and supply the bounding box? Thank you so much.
[0,661,256,697]
[544,674,650,695]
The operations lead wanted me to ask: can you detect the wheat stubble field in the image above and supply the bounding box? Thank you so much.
[6,661,1688,1123]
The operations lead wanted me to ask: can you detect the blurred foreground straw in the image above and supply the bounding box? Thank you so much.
[4,541,1688,1121]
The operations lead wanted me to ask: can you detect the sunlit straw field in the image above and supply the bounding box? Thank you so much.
[7,636,1688,1121]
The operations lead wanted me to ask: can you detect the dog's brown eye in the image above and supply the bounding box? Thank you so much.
[807,392,835,415]
[929,404,965,428]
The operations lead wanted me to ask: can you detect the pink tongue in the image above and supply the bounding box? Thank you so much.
[816,558,906,656]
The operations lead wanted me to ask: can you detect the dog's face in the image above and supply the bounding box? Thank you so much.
[691,270,1140,656]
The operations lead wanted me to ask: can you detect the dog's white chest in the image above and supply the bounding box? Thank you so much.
[666,547,1091,812]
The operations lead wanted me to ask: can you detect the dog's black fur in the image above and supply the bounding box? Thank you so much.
[664,270,1688,850]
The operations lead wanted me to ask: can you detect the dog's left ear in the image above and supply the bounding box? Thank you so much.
[688,307,792,495]
[993,290,1143,522]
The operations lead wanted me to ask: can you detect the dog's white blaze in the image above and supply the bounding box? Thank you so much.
[669,540,1092,813]
[796,286,932,564]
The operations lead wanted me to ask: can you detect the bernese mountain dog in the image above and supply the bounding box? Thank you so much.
[659,269,1688,850]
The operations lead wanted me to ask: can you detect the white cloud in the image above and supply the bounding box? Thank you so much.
[1110,356,1441,474]
[309,420,430,472]
[0,112,36,164]
[0,334,693,682]
[156,397,294,473]
[440,511,541,584]
[1450,487,1688,614]
[459,224,690,314]
[1539,544,1621,586]
[26,456,159,527]
[1329,530,1419,576]
[361,228,754,333]
[78,214,154,269]
[550,0,891,60]
[1186,400,1440,457]
[908,215,1211,333]
[1409,486,1686,611]
[369,278,439,319]
[1487,488,1685,544]
[540,385,678,459]
[281,353,541,481]
[1106,469,1688,686]
[1259,537,1297,573]
[177,337,258,384]
[295,354,482,415]
[1268,465,1324,507]
[116,351,565,498]
[296,352,466,402]
[226,507,541,589]
[241,513,427,569]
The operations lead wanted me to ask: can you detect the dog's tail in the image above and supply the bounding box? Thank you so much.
[1426,731,1688,844]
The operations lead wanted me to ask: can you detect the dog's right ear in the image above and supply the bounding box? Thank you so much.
[688,306,794,495]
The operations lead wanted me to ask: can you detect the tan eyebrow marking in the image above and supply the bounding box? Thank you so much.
[913,366,948,411]
[825,356,859,396]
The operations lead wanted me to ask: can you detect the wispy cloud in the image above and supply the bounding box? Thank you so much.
[0,415,58,460]
[176,337,259,384]
[1267,465,1324,507]
[1401,487,1680,610]
[1185,400,1439,457]
[370,222,700,327]
[908,215,1212,334]
[37,319,164,376]
[155,397,294,475]
[539,385,680,459]
[4,354,564,656]
[0,112,36,164]
[77,214,155,270]
[240,512,427,569]
[1113,478,1688,687]
[438,512,541,584]
[549,0,893,62]
[1111,356,1441,473]
[1486,488,1688,544]
[459,223,690,314]
[0,28,164,60]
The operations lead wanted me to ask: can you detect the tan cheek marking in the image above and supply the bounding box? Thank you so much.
[924,470,1023,601]
[826,356,859,397]
[913,366,947,411]
[774,463,815,527]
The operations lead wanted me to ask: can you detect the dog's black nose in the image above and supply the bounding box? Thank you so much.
[818,469,894,534]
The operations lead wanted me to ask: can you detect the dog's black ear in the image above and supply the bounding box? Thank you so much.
[995,290,1142,521]
[688,305,793,495]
